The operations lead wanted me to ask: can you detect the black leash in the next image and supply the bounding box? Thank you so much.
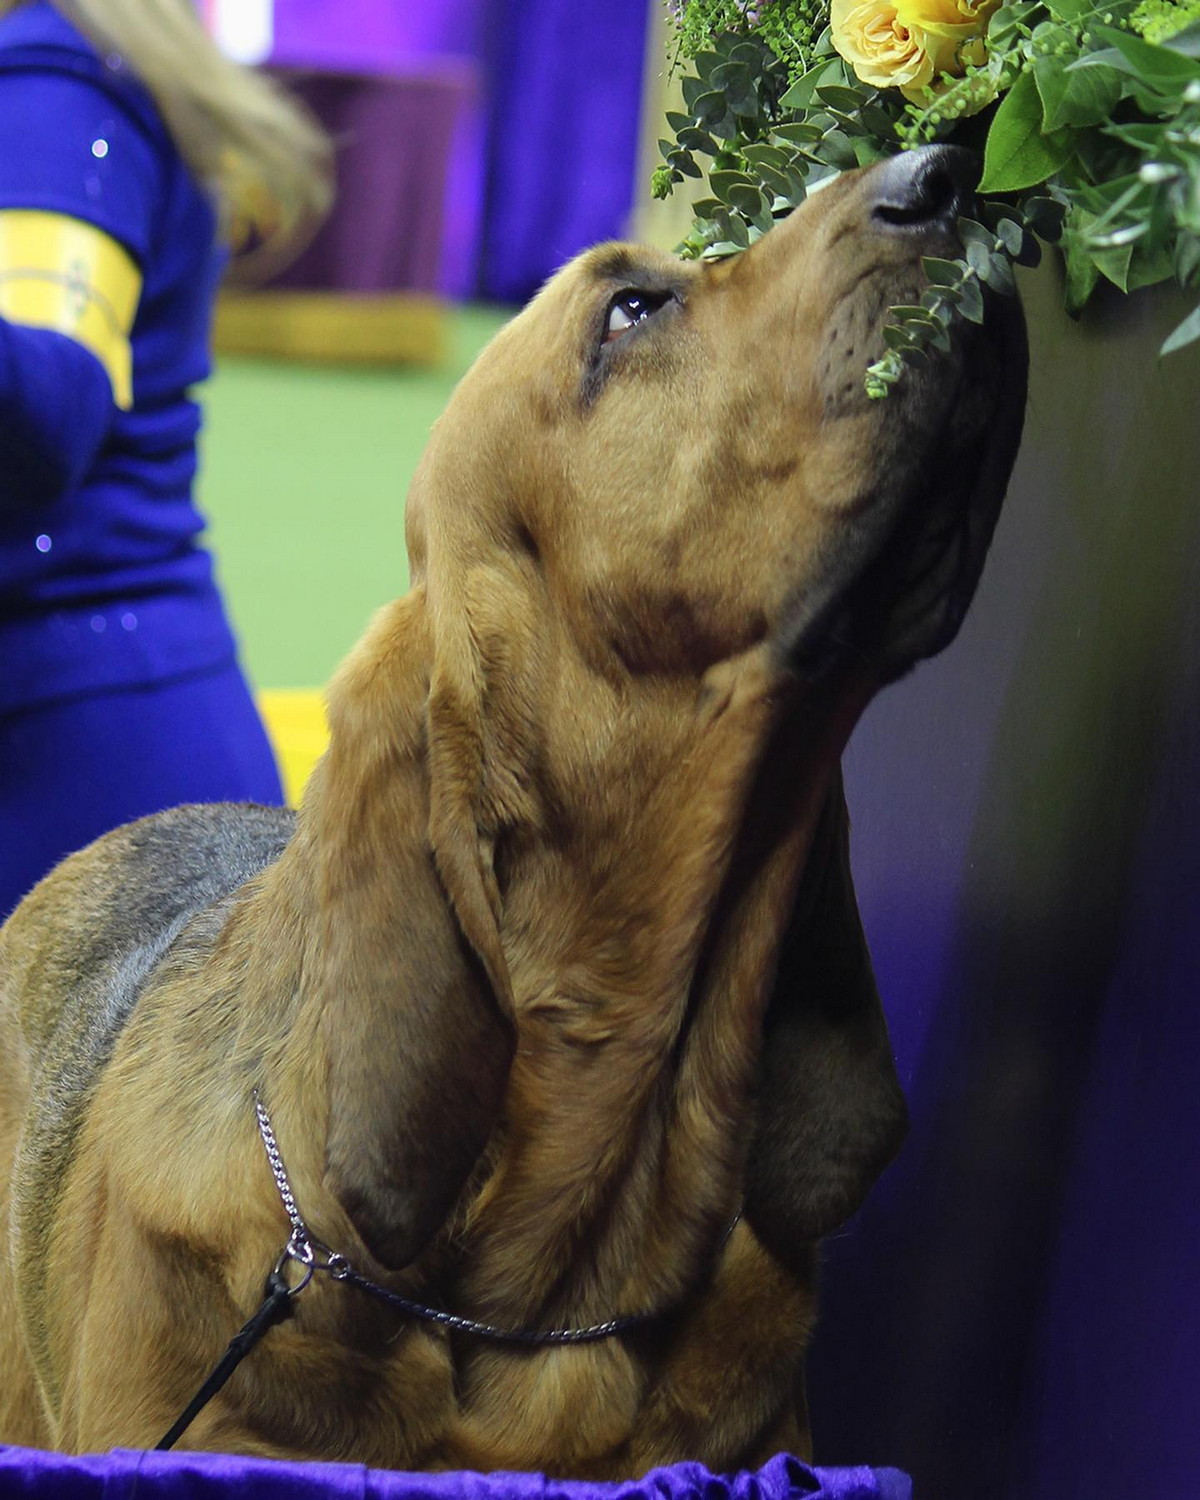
[155,1266,294,1450]
[156,1090,686,1449]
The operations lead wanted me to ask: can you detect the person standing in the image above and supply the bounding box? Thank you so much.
[0,0,331,919]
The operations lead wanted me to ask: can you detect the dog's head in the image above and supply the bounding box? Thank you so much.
[409,145,1026,692]
[318,149,1026,1273]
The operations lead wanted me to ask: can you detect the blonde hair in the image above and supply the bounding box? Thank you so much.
[1,0,333,262]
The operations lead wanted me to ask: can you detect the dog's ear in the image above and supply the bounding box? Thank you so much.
[744,770,907,1267]
[313,590,517,1272]
[425,559,542,1018]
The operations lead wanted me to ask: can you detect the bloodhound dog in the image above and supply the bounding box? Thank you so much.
[0,146,1026,1472]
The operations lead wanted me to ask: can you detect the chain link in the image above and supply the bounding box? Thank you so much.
[252,1088,307,1243]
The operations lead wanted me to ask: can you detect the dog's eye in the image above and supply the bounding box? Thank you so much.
[603,290,670,344]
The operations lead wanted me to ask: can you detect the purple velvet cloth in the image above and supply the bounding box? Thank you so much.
[0,1448,910,1500]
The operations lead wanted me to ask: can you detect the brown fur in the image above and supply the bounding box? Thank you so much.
[0,155,1026,1470]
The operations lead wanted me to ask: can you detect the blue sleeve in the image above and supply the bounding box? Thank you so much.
[0,64,167,507]
[0,319,114,510]
[0,62,166,262]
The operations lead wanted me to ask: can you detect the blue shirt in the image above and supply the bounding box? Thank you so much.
[0,1,237,712]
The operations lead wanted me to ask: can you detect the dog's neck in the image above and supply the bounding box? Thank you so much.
[265,593,869,1326]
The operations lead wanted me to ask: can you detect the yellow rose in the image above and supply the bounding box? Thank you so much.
[830,0,1001,103]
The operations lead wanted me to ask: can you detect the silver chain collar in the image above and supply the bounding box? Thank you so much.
[250,1088,682,1344]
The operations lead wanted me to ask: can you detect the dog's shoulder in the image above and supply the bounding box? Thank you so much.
[0,802,295,1403]
[1,802,296,1069]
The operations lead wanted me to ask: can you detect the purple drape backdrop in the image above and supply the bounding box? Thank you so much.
[267,0,649,302]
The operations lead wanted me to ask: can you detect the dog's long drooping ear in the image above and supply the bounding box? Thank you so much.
[313,589,516,1272]
[744,770,907,1268]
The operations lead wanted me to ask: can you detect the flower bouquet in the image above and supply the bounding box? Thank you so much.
[653,0,1200,394]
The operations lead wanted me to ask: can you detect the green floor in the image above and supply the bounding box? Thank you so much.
[197,303,511,691]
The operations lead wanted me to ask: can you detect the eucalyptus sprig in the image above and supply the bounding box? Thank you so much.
[864,203,1058,395]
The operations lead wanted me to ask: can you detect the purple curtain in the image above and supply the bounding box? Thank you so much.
[0,1447,910,1500]
[268,0,487,298]
[263,0,651,302]
[475,0,650,302]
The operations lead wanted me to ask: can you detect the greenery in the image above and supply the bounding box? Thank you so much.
[654,0,1200,395]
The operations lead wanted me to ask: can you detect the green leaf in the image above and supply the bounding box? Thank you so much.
[729,41,768,68]
[979,250,1017,293]
[1078,29,1200,105]
[1030,21,1075,56]
[859,103,900,138]
[966,239,992,276]
[825,109,871,138]
[815,130,860,169]
[1061,232,1099,311]
[710,170,757,203]
[742,144,794,172]
[923,256,967,286]
[691,88,731,126]
[681,74,707,113]
[666,149,703,179]
[957,276,985,323]
[1126,237,1175,291]
[1162,302,1200,354]
[815,84,867,112]
[928,320,953,353]
[883,324,921,350]
[779,66,823,111]
[958,216,995,250]
[1043,0,1087,19]
[770,121,826,145]
[713,208,750,248]
[694,51,720,82]
[1093,240,1134,290]
[711,61,758,116]
[1094,26,1200,83]
[989,219,1018,256]
[1103,121,1169,150]
[677,126,719,154]
[1022,196,1067,242]
[727,181,770,219]
[852,136,892,166]
[1175,236,1200,287]
[745,158,801,199]
[1035,55,1122,130]
[980,71,1076,192]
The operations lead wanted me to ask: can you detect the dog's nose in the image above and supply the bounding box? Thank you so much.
[870,146,980,230]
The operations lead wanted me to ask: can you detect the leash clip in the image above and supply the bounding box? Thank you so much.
[273,1231,316,1296]
[273,1230,353,1297]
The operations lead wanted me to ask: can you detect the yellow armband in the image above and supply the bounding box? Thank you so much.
[0,210,141,409]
